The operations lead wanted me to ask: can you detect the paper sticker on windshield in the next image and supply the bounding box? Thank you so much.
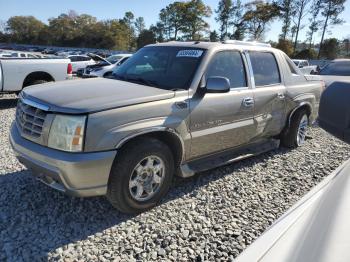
[176,50,203,58]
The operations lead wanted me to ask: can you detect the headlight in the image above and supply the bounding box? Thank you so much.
[48,115,86,152]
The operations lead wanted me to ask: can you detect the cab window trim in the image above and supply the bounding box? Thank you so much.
[248,51,282,87]
[204,49,249,91]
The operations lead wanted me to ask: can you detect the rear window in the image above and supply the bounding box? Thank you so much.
[249,52,281,86]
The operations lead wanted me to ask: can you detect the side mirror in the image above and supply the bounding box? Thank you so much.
[299,65,304,68]
[318,81,350,144]
[205,77,231,93]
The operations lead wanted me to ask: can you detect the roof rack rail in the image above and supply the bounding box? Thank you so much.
[222,40,271,48]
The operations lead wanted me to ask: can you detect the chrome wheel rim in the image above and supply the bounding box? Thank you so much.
[129,155,165,202]
[297,115,308,146]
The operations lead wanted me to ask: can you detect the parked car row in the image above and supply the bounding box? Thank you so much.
[77,53,132,78]
[0,50,47,59]
[292,59,318,74]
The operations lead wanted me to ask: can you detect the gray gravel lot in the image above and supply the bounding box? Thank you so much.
[1,94,350,261]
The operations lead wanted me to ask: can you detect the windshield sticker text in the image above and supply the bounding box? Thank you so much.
[176,50,203,58]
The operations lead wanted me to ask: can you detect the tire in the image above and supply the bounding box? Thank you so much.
[24,80,48,89]
[281,109,309,148]
[103,72,112,78]
[107,137,174,214]
[30,80,47,86]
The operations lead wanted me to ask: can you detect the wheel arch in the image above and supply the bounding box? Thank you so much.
[287,102,312,127]
[22,71,55,88]
[115,128,185,168]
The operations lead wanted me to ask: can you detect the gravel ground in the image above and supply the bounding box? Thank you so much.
[1,94,350,261]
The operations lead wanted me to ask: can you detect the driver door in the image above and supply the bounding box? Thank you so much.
[189,50,256,159]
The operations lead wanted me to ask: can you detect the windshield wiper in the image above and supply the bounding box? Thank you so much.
[125,76,159,88]
[113,74,161,88]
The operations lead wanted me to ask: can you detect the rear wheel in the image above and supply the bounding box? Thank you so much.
[107,138,174,214]
[281,110,309,148]
[24,79,48,88]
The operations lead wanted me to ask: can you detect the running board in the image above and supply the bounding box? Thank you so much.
[179,139,280,178]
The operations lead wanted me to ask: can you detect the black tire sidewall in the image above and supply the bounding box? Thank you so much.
[281,109,308,148]
[290,110,308,147]
[107,139,174,213]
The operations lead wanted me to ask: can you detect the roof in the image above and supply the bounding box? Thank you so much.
[332,58,350,62]
[146,41,276,51]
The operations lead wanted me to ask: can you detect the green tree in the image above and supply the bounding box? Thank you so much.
[150,22,165,42]
[181,0,212,40]
[307,0,323,48]
[7,16,46,44]
[230,0,245,40]
[243,1,280,41]
[317,0,346,58]
[276,38,294,56]
[122,11,135,50]
[159,2,187,40]
[320,38,339,59]
[291,0,312,53]
[209,30,219,41]
[215,0,233,40]
[295,48,317,59]
[344,38,350,56]
[279,0,294,40]
[134,17,146,36]
[137,29,156,49]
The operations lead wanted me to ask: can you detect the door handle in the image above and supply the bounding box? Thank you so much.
[243,97,254,107]
[277,93,285,99]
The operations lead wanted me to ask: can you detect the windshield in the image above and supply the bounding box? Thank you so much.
[319,61,350,76]
[112,46,205,90]
[106,55,124,64]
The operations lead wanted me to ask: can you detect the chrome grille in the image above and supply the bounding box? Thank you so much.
[16,99,47,139]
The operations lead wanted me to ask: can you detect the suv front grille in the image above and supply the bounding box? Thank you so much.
[16,99,47,139]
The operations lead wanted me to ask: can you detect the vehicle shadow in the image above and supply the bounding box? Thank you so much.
[0,97,18,110]
[0,147,291,260]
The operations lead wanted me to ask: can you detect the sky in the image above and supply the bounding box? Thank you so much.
[0,0,349,43]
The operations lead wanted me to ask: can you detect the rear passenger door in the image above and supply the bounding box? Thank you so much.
[248,51,287,137]
[189,50,256,159]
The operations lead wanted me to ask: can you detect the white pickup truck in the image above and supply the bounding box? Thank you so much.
[0,58,72,94]
[292,59,318,75]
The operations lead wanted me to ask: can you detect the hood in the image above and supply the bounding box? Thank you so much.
[87,53,111,64]
[319,75,350,87]
[22,78,175,114]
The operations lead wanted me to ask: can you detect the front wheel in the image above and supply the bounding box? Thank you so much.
[281,110,309,148]
[107,138,174,214]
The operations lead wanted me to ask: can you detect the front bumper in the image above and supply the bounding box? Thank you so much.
[9,123,117,197]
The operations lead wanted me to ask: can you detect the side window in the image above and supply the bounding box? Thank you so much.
[206,51,247,88]
[284,54,299,75]
[249,52,281,86]
[20,53,26,58]
[70,56,78,62]
[117,57,129,66]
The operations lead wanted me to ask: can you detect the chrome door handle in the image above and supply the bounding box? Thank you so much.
[277,93,285,99]
[243,97,254,107]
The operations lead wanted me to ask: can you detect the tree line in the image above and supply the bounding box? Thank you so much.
[0,0,347,59]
